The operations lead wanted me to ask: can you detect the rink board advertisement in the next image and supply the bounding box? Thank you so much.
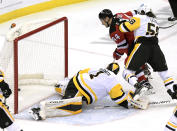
[0,0,87,23]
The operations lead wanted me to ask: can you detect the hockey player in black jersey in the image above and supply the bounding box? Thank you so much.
[0,70,23,131]
[116,5,177,100]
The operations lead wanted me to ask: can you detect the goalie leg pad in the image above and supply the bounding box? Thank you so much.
[30,97,83,120]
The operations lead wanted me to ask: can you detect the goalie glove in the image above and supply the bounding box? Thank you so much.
[0,80,12,98]
[167,84,177,99]
[128,91,149,110]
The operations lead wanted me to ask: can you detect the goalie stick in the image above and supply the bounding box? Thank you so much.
[94,99,177,109]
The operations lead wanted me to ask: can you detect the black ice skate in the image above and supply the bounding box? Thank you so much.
[29,107,42,121]
[133,80,153,100]
[168,17,177,21]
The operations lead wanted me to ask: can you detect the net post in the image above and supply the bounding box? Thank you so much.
[14,39,18,114]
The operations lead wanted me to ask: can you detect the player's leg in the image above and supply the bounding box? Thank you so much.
[150,44,177,98]
[168,0,177,21]
[164,106,177,131]
[123,44,152,100]
[0,101,23,131]
[108,83,149,109]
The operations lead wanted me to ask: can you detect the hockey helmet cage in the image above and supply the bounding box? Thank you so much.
[99,9,113,19]
[107,62,120,75]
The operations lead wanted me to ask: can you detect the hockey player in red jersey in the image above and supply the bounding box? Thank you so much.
[98,9,150,83]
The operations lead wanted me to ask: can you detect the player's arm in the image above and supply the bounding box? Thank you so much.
[108,83,148,109]
[124,10,138,17]
[119,17,141,32]
[113,48,124,60]
[110,28,126,60]
[0,70,11,99]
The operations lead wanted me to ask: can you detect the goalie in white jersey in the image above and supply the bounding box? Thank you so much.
[29,62,148,121]
[116,5,177,100]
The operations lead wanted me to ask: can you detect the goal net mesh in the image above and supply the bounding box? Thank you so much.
[1,17,68,114]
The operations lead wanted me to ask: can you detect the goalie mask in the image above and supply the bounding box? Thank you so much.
[107,62,120,75]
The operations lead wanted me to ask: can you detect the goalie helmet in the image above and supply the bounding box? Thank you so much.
[99,9,113,19]
[107,62,120,75]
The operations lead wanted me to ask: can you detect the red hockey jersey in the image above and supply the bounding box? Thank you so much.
[109,11,135,60]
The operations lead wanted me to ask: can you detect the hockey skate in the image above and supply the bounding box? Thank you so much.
[55,77,70,96]
[168,17,177,22]
[133,80,153,100]
[144,64,152,79]
[29,107,42,121]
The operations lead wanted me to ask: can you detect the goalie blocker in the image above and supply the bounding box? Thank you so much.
[29,62,149,120]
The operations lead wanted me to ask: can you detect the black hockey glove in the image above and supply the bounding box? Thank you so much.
[167,84,177,99]
[0,80,12,98]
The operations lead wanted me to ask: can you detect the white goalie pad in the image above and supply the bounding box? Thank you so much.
[39,97,82,120]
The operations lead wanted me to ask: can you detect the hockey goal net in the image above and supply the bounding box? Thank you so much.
[1,17,68,114]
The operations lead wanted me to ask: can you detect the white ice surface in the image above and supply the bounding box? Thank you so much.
[0,0,177,130]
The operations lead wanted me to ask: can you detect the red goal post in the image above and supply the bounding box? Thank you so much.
[12,17,68,114]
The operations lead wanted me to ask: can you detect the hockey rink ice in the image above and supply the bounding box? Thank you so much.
[0,0,177,130]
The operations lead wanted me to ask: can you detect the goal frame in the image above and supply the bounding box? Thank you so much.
[13,17,68,114]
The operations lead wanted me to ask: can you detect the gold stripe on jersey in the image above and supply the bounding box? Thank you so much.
[126,74,134,81]
[0,101,14,121]
[73,75,91,104]
[0,70,4,82]
[79,68,91,74]
[125,43,141,68]
[109,84,128,104]
[80,74,98,102]
[109,84,123,99]
[119,17,140,32]
[164,78,174,84]
[167,121,177,129]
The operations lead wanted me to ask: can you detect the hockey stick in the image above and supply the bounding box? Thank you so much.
[94,100,177,109]
[159,22,177,29]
